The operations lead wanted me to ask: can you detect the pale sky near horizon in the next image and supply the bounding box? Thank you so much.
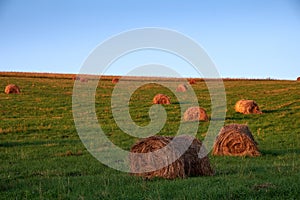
[0,0,300,80]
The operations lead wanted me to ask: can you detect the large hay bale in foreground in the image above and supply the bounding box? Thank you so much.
[130,135,214,179]
[183,106,209,122]
[212,124,260,157]
[112,78,119,84]
[130,136,185,179]
[177,135,214,177]
[153,94,171,105]
[176,84,188,92]
[297,77,300,81]
[4,84,20,94]
[235,99,262,114]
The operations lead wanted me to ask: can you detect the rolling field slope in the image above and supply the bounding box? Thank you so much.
[0,72,299,199]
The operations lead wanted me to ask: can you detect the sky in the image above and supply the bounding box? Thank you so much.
[0,0,300,79]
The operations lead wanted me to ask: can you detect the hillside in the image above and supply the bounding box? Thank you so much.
[0,72,299,199]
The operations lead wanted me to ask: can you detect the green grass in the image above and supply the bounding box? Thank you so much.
[1,74,300,199]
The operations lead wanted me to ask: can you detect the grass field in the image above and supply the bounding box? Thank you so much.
[1,72,300,199]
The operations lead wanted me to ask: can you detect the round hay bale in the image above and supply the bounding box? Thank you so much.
[130,135,214,179]
[183,106,209,122]
[176,84,188,92]
[176,135,214,176]
[212,124,260,157]
[4,84,20,94]
[188,79,196,84]
[72,76,80,81]
[297,77,300,81]
[153,94,171,105]
[130,136,185,179]
[80,78,88,82]
[112,78,119,84]
[235,99,262,114]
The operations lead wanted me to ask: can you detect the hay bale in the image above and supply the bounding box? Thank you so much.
[4,84,20,94]
[176,84,188,92]
[212,124,260,157]
[183,106,209,122]
[153,94,171,104]
[112,78,119,84]
[130,135,214,179]
[297,77,300,81]
[72,76,80,81]
[130,136,185,179]
[235,99,262,114]
[188,79,196,84]
[72,76,87,82]
[80,78,88,82]
[176,135,214,177]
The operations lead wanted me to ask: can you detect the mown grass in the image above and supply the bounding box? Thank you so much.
[0,73,299,199]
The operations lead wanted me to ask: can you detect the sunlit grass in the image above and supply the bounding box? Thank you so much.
[0,73,299,199]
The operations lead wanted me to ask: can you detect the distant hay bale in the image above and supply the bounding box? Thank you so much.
[212,124,260,157]
[4,84,20,94]
[183,106,209,122]
[297,77,300,81]
[188,79,196,84]
[72,76,80,81]
[72,76,87,82]
[80,78,88,82]
[112,78,119,84]
[130,135,214,179]
[153,94,171,104]
[235,99,262,114]
[176,84,188,92]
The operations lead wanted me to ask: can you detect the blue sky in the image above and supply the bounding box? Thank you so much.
[0,0,299,79]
